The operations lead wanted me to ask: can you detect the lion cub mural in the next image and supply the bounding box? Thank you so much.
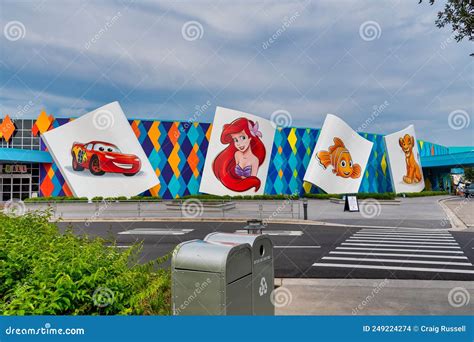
[399,134,422,184]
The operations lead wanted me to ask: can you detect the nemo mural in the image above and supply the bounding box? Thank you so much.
[316,137,361,179]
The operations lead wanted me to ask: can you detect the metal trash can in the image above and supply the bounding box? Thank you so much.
[205,232,274,315]
[172,239,253,315]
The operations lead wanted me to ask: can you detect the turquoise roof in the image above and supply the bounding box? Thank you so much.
[0,148,53,163]
[421,151,474,168]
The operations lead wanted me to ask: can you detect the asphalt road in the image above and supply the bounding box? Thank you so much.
[57,220,474,281]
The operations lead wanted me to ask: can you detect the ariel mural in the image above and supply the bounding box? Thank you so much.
[212,118,266,192]
[200,107,275,196]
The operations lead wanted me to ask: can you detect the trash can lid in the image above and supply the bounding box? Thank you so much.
[205,232,273,248]
[172,239,252,275]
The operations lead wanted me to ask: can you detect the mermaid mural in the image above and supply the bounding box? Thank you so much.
[212,117,266,192]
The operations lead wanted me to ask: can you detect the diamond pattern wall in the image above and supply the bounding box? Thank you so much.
[39,118,449,198]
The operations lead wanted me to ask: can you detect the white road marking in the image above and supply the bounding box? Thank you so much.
[275,245,320,249]
[312,263,474,274]
[346,239,458,245]
[354,233,453,238]
[350,236,455,242]
[118,228,193,235]
[342,243,460,249]
[358,228,450,233]
[329,251,468,259]
[235,230,303,236]
[336,247,464,254]
[322,256,472,266]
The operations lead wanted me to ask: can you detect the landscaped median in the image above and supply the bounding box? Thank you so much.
[23,190,451,203]
[0,212,171,315]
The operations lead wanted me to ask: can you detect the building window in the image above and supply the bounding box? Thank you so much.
[0,119,40,150]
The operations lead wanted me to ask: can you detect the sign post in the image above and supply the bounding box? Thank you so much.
[344,194,359,212]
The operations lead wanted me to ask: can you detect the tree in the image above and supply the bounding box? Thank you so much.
[464,167,474,182]
[419,0,474,55]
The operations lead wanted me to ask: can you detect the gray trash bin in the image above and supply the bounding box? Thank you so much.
[172,239,253,315]
[205,232,274,315]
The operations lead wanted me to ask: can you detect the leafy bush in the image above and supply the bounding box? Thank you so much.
[397,190,449,197]
[180,194,300,201]
[24,196,88,202]
[303,192,396,200]
[0,212,171,315]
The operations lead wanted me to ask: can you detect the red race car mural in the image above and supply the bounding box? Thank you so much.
[71,141,141,176]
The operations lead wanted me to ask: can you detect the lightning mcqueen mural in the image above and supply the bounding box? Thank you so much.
[71,141,141,176]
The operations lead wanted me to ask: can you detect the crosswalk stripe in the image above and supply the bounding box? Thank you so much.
[361,226,449,233]
[348,236,457,245]
[329,251,468,259]
[312,263,474,274]
[354,233,453,238]
[342,243,460,249]
[359,229,449,233]
[346,239,458,245]
[336,247,464,253]
[322,256,472,266]
[352,235,455,242]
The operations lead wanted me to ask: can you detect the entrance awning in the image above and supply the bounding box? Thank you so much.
[0,148,53,163]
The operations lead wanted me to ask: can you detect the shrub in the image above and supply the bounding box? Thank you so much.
[303,192,396,200]
[397,190,449,197]
[0,212,171,315]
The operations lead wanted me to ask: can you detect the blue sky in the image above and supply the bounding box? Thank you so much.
[0,0,472,146]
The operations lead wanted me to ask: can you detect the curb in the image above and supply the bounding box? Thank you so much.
[438,197,468,231]
[53,216,327,226]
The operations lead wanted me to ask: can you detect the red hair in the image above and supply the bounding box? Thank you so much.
[212,117,266,192]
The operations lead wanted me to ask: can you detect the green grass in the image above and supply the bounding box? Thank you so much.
[0,212,171,315]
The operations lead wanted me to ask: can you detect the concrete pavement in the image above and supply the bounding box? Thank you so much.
[275,278,474,315]
[443,197,474,229]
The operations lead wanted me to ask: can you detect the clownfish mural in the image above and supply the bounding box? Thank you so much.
[212,117,266,192]
[316,137,361,179]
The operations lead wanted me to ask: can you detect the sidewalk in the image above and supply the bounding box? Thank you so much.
[442,197,474,229]
[275,278,474,315]
[24,196,453,229]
